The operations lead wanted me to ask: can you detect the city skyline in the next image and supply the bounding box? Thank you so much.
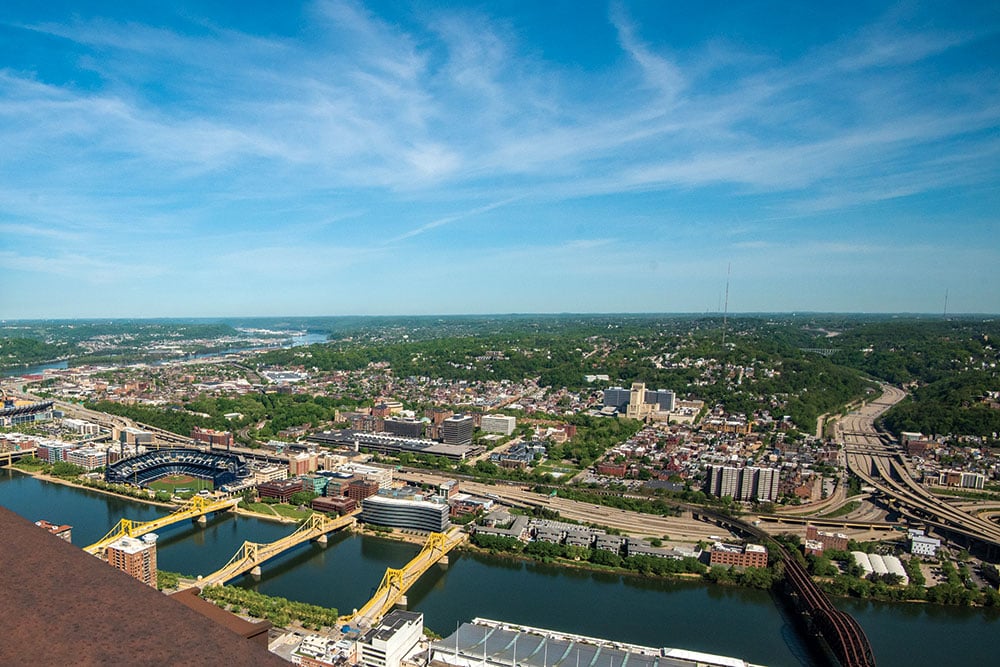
[2,1,998,318]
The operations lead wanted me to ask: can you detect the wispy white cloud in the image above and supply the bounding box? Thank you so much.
[388,196,523,243]
[609,2,685,102]
[2,1,998,315]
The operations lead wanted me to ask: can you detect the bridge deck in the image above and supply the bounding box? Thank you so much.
[85,496,240,555]
[195,511,358,588]
[347,526,467,628]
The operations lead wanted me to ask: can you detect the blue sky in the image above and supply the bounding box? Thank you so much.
[1,1,998,318]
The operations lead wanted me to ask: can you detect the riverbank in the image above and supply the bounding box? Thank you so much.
[3,465,176,510]
[460,539,707,582]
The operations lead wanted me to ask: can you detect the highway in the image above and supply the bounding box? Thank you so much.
[838,384,1000,552]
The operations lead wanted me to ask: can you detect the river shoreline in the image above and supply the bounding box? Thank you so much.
[6,464,994,612]
[4,466,177,509]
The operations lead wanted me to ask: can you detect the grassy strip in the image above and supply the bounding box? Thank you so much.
[243,501,316,521]
[819,500,861,518]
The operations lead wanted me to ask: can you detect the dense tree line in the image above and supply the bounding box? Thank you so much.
[469,532,707,577]
[200,585,339,629]
[51,315,1000,438]
[881,371,1000,439]
[0,337,77,370]
[87,392,357,440]
[828,319,1000,385]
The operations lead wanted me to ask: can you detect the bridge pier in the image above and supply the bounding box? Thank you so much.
[438,555,449,568]
[395,595,408,610]
[251,566,262,579]
[196,515,207,526]
[317,534,328,545]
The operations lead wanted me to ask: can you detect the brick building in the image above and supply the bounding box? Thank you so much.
[596,461,627,477]
[806,524,849,552]
[708,543,768,569]
[311,496,357,516]
[257,479,304,503]
[346,479,380,503]
[106,534,158,588]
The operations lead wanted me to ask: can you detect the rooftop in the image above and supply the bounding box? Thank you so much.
[0,505,284,666]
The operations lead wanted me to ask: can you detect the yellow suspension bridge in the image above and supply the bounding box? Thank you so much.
[192,510,359,588]
[85,495,241,555]
[346,525,467,629]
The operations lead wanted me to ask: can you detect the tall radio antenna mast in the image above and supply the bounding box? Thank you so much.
[943,288,949,319]
[722,263,731,345]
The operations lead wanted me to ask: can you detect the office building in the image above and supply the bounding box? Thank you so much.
[63,418,100,436]
[360,493,450,532]
[299,474,328,495]
[67,447,107,471]
[602,387,631,412]
[289,452,319,477]
[338,463,393,489]
[257,479,303,503]
[805,525,848,551]
[311,496,357,516]
[347,479,380,503]
[909,530,941,557]
[359,611,423,667]
[119,427,154,446]
[191,427,234,449]
[425,408,455,439]
[254,465,288,484]
[806,525,848,552]
[441,415,474,445]
[481,414,516,436]
[106,534,158,588]
[383,417,425,438]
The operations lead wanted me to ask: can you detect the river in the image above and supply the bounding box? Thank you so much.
[2,360,70,377]
[0,470,996,667]
[1,332,327,377]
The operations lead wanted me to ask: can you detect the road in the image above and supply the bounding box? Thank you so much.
[837,384,1000,551]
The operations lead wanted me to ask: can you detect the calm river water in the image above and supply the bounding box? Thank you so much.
[1,470,996,667]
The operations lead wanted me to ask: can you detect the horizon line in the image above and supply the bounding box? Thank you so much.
[2,311,997,323]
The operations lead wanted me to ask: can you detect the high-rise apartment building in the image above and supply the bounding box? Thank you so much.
[106,534,158,588]
[707,465,779,502]
[709,465,741,499]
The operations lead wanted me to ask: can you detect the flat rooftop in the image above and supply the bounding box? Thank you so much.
[0,505,285,666]
[431,620,764,667]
